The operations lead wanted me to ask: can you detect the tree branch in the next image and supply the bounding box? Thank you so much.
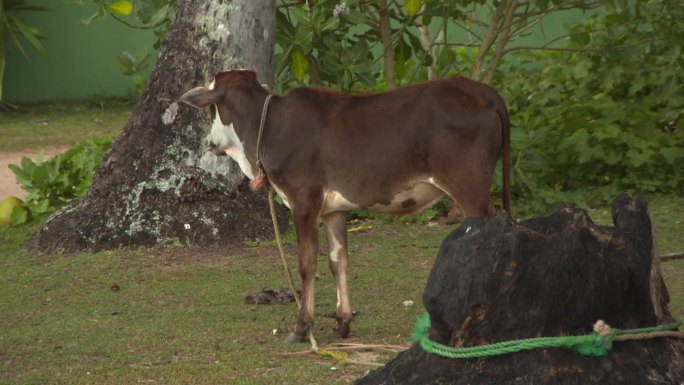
[450,19,485,42]
[503,37,664,54]
[516,0,603,19]
[111,14,168,30]
[414,4,436,80]
[433,41,481,48]
[484,0,517,84]
[276,1,306,9]
[508,0,601,42]
[661,252,684,261]
[470,0,507,80]
[378,0,396,89]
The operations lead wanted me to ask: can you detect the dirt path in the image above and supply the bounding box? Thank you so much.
[0,147,69,199]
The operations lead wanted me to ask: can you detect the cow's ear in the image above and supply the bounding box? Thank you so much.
[179,87,217,109]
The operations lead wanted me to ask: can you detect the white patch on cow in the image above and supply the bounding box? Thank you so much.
[336,288,341,309]
[328,232,343,263]
[321,190,360,215]
[321,181,446,217]
[369,181,445,215]
[427,177,447,192]
[205,80,256,180]
[206,116,255,180]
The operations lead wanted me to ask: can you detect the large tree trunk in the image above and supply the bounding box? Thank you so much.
[27,0,286,253]
[356,193,683,384]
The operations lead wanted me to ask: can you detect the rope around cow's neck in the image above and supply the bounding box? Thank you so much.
[255,93,272,167]
[268,188,319,352]
[251,93,273,191]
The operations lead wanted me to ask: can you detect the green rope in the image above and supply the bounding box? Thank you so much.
[411,313,683,359]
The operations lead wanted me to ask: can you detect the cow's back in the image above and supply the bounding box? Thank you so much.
[265,78,503,211]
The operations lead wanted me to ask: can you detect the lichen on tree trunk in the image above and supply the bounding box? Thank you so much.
[28,0,287,253]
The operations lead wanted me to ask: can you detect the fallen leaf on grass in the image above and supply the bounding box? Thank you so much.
[349,224,373,233]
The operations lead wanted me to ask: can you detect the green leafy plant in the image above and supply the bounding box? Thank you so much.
[0,0,50,100]
[274,0,601,93]
[8,136,113,224]
[80,0,134,24]
[117,50,150,94]
[491,0,684,215]
[276,1,381,92]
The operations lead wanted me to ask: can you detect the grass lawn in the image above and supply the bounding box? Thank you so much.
[0,99,132,151]
[1,196,682,385]
[0,100,682,384]
[0,222,448,385]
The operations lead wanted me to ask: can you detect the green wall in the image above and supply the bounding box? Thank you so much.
[4,0,158,102]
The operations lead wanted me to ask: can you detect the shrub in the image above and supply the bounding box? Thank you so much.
[8,136,113,224]
[491,0,684,215]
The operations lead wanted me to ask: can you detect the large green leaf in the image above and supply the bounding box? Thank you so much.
[108,1,133,16]
[347,39,370,65]
[393,37,411,81]
[294,24,314,52]
[147,4,171,25]
[404,0,423,16]
[11,206,29,226]
[291,49,309,81]
[81,4,106,24]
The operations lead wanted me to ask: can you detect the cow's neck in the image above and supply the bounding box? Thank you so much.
[228,87,272,168]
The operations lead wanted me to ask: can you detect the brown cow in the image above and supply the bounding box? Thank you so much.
[180,70,511,343]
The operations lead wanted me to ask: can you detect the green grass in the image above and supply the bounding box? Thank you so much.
[0,223,448,385]
[1,200,682,384]
[0,99,130,151]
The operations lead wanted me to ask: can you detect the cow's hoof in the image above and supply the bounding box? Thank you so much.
[284,331,308,344]
[328,328,350,340]
[329,320,351,339]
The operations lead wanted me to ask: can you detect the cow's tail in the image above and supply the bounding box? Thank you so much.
[493,97,511,213]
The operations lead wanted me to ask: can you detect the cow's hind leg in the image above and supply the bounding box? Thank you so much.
[285,196,321,343]
[322,212,353,338]
[433,161,494,217]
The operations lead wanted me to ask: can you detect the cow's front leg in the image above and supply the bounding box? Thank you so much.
[285,204,321,343]
[322,212,353,338]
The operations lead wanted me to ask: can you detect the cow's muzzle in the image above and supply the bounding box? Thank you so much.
[207,141,227,156]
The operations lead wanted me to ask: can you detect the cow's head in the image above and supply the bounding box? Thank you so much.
[180,70,260,178]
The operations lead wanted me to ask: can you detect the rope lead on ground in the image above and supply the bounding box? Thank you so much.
[411,312,683,359]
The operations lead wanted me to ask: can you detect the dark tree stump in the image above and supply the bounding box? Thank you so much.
[356,193,683,385]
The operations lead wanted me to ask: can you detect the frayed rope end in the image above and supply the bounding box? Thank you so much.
[412,312,432,341]
[250,167,268,191]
